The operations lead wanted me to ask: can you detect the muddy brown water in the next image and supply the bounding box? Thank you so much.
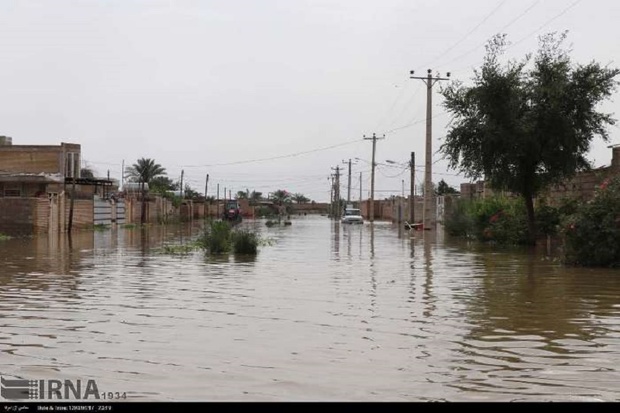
[1,217,620,401]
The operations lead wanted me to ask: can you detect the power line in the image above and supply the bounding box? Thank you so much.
[439,0,542,69]
[181,138,363,168]
[509,0,583,50]
[415,0,508,72]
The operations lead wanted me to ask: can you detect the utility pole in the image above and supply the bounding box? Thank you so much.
[410,69,450,230]
[363,133,385,222]
[331,166,341,219]
[121,159,125,191]
[410,152,415,223]
[329,175,334,218]
[342,159,352,204]
[217,183,220,218]
[205,174,209,218]
[180,170,184,199]
[359,172,362,207]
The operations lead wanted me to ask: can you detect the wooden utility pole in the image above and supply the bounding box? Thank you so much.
[363,133,385,222]
[410,152,415,223]
[410,69,450,230]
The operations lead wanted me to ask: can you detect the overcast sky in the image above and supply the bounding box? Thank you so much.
[1,0,619,202]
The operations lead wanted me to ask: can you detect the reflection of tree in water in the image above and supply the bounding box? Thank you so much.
[461,248,620,345]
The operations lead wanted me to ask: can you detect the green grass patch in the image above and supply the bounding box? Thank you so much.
[0,233,12,241]
[93,224,111,232]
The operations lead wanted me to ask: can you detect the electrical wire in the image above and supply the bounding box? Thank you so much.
[414,0,508,72]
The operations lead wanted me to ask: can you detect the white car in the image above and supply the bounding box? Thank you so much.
[341,208,364,224]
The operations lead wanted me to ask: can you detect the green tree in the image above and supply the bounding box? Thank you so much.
[184,185,201,200]
[440,33,619,244]
[150,176,177,194]
[271,189,291,206]
[80,167,95,179]
[436,179,459,196]
[292,193,310,204]
[249,190,263,206]
[126,158,167,185]
[236,190,249,200]
[126,158,167,224]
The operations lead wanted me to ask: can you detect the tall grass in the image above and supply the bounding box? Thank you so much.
[198,220,232,254]
[232,230,259,254]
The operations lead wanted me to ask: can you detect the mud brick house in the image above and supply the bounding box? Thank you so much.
[0,137,117,234]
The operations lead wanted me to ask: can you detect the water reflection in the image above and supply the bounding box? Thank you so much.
[1,218,620,401]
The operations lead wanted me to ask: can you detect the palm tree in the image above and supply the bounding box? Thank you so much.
[125,158,167,224]
[249,190,263,206]
[292,193,310,204]
[271,189,291,206]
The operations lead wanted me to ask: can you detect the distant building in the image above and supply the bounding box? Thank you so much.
[457,146,620,204]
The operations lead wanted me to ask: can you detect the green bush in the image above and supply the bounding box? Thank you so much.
[536,204,561,236]
[198,220,232,254]
[0,233,11,241]
[445,196,529,244]
[562,176,620,267]
[232,230,259,254]
[445,199,475,237]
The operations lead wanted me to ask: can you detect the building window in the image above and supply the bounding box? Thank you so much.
[3,183,21,197]
[65,152,81,178]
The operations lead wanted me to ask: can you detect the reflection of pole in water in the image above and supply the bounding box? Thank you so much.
[369,223,377,316]
[369,222,375,259]
[422,233,436,318]
[332,221,340,257]
[347,224,352,258]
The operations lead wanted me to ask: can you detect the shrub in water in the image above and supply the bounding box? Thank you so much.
[562,176,620,267]
[198,220,232,254]
[232,230,259,254]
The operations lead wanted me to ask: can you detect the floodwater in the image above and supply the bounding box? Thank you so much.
[1,217,620,402]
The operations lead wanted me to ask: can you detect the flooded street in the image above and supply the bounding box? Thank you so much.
[1,216,620,401]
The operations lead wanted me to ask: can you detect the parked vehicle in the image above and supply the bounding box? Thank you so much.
[223,200,242,222]
[341,207,363,224]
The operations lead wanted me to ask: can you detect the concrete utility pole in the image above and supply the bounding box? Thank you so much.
[342,159,352,204]
[180,170,184,199]
[121,159,125,191]
[331,166,341,219]
[205,174,209,218]
[329,175,334,218]
[410,69,450,230]
[409,152,415,223]
[359,172,362,207]
[364,133,385,222]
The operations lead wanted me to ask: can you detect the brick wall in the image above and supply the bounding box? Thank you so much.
[0,198,37,234]
[64,199,94,230]
[0,142,81,176]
